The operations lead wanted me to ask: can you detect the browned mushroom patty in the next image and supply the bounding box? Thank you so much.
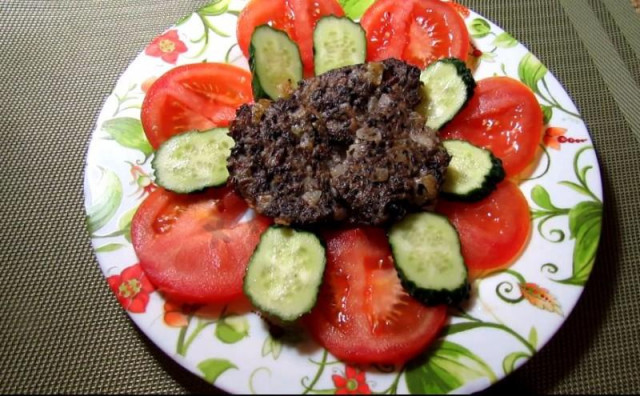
[227,58,450,226]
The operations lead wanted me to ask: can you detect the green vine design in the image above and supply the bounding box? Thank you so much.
[495,269,526,304]
[448,309,536,355]
[177,317,216,356]
[112,83,143,117]
[300,350,404,394]
[171,305,250,356]
[518,52,582,120]
[530,186,571,243]
[521,144,552,182]
[224,43,242,64]
[531,146,602,286]
[468,18,518,63]
[178,0,240,59]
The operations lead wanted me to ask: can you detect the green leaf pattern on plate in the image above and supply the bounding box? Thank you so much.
[469,18,491,38]
[101,117,153,159]
[215,315,249,344]
[406,341,497,394]
[531,147,602,286]
[502,351,530,375]
[86,167,123,235]
[198,358,238,384]
[492,32,517,48]
[261,335,283,360]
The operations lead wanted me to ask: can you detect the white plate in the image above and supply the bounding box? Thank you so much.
[83,1,603,393]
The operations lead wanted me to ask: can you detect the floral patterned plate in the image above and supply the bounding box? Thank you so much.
[83,0,603,394]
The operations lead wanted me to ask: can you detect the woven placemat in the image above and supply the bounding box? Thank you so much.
[1,0,639,394]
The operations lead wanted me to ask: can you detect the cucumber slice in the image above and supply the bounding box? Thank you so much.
[442,139,505,202]
[418,57,476,130]
[389,212,469,306]
[151,128,234,194]
[244,226,326,322]
[249,25,303,100]
[313,15,367,75]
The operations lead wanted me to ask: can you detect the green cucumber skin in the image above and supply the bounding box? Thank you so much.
[441,140,506,202]
[243,225,326,323]
[249,25,302,101]
[422,57,476,130]
[249,41,269,100]
[389,213,470,306]
[394,264,470,306]
[439,57,476,113]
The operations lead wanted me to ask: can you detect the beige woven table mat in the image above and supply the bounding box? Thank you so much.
[1,0,639,394]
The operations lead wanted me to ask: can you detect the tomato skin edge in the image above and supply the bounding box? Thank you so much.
[437,180,532,281]
[140,62,253,150]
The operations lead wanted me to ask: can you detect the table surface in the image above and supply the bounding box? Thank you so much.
[2,0,639,394]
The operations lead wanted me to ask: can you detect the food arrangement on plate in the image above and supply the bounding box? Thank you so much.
[85,0,603,393]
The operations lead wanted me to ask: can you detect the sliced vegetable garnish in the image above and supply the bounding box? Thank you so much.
[152,128,235,194]
[305,227,448,365]
[131,187,271,304]
[141,63,252,149]
[360,0,469,69]
[250,25,303,100]
[437,180,532,280]
[237,0,345,77]
[418,57,476,130]
[441,139,505,202]
[244,226,326,322]
[313,15,367,75]
[441,76,544,178]
[389,212,470,306]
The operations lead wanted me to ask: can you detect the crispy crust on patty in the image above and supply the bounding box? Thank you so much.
[228,58,450,226]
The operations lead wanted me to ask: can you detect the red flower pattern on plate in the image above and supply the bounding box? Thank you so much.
[107,263,155,313]
[145,30,187,64]
[544,127,587,150]
[332,366,371,394]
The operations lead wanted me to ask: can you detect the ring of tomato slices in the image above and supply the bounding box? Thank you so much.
[441,76,544,178]
[360,0,469,69]
[236,0,345,77]
[304,227,448,365]
[131,187,271,304]
[437,180,532,280]
[141,62,253,149]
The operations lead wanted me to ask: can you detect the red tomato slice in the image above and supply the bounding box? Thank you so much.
[131,187,271,304]
[141,63,253,149]
[236,0,344,77]
[437,180,531,280]
[441,76,544,178]
[360,0,469,69]
[304,227,448,365]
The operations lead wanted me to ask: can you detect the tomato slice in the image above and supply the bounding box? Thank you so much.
[131,187,271,304]
[437,180,531,280]
[236,0,345,77]
[441,76,544,178]
[141,63,253,149]
[305,227,448,365]
[360,0,469,69]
